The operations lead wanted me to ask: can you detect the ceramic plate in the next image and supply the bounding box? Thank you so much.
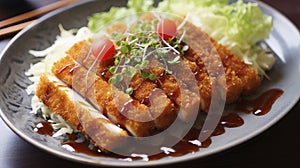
[0,0,299,167]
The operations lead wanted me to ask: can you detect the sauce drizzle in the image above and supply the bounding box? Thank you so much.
[34,88,283,161]
[235,89,283,116]
[34,121,53,136]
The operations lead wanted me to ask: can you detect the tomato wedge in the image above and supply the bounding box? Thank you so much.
[91,39,115,61]
[156,18,177,40]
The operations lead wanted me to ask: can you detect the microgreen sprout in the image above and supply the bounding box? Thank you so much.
[167,56,180,64]
[125,87,134,95]
[141,71,156,80]
[107,18,188,95]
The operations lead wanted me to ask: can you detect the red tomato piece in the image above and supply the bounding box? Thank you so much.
[91,39,115,61]
[156,18,177,40]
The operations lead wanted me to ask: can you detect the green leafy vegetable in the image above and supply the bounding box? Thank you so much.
[105,19,186,95]
[88,0,154,32]
[156,0,274,76]
[88,0,275,78]
[167,56,180,64]
[125,87,134,95]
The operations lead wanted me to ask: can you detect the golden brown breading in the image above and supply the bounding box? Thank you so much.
[52,56,157,137]
[146,88,177,129]
[36,75,128,150]
[177,20,260,111]
[36,75,79,127]
[88,76,156,136]
[211,40,261,94]
[130,73,157,102]
[148,59,201,121]
[139,15,259,112]
[129,74,177,130]
[52,17,261,138]
[66,41,178,130]
[139,14,260,110]
[68,40,201,121]
[182,55,244,110]
[65,39,111,79]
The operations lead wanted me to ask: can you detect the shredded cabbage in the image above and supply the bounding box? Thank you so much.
[88,0,275,77]
[26,25,93,137]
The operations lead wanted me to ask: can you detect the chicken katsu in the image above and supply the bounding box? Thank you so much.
[34,14,262,151]
[36,75,128,151]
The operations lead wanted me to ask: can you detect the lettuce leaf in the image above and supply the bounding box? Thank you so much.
[88,0,275,76]
[157,0,274,76]
[88,0,154,33]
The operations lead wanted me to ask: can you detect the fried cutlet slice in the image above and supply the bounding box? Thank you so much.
[148,58,201,122]
[181,20,260,95]
[36,75,128,150]
[65,16,260,117]
[65,40,111,79]
[211,39,261,94]
[135,14,260,112]
[52,56,157,137]
[67,41,178,130]
[145,15,259,112]
[129,74,177,130]
[181,55,244,111]
[67,40,200,122]
[175,20,260,111]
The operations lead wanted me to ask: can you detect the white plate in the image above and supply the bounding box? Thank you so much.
[0,0,299,167]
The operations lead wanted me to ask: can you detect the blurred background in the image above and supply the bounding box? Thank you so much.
[0,0,58,20]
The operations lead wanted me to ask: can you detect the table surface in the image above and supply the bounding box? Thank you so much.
[0,0,299,168]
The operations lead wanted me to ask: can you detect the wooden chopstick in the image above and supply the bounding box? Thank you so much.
[0,20,36,37]
[0,0,79,29]
[0,0,79,37]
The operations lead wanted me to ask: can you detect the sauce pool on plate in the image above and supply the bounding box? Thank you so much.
[34,88,283,161]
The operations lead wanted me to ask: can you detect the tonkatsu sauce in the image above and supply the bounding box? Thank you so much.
[35,88,283,161]
[34,121,53,136]
[235,89,283,116]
